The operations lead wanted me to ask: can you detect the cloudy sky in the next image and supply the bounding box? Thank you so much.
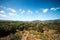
[0,0,60,21]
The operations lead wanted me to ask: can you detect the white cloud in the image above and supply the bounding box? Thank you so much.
[0,11,5,13]
[9,13,18,16]
[43,9,48,13]
[0,6,16,13]
[50,7,60,11]
[0,14,7,17]
[27,10,32,14]
[21,10,25,14]
[8,8,16,13]
[0,10,7,17]
[50,8,56,11]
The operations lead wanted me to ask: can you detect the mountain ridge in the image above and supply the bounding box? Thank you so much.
[0,19,60,23]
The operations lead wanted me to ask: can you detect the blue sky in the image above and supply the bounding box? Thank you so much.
[0,0,60,21]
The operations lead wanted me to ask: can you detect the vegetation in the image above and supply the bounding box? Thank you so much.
[0,20,60,40]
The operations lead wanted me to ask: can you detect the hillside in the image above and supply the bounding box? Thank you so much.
[0,19,60,40]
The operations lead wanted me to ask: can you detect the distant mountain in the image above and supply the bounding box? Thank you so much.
[32,20,42,22]
[0,19,60,23]
[43,19,60,23]
[32,19,60,23]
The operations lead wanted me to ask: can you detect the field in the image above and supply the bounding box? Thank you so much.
[0,20,60,40]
